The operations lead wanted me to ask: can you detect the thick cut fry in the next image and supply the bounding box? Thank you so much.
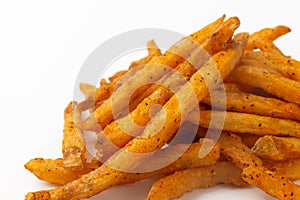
[252,135,300,161]
[202,90,300,122]
[242,166,300,199]
[228,65,300,105]
[265,159,300,181]
[25,139,220,199]
[189,110,300,138]
[62,102,86,168]
[81,15,226,131]
[96,17,241,158]
[79,83,96,99]
[146,162,247,200]
[24,158,101,185]
[246,26,291,55]
[218,132,263,169]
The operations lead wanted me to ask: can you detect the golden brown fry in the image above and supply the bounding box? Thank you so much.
[242,58,300,82]
[146,162,247,200]
[252,135,300,161]
[62,102,86,169]
[246,25,291,54]
[228,65,300,105]
[202,90,300,122]
[242,166,300,199]
[218,132,263,169]
[265,159,300,181]
[81,15,226,132]
[243,50,300,68]
[25,139,220,199]
[189,110,300,137]
[96,17,241,158]
[24,158,101,185]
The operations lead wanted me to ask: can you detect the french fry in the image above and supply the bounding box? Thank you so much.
[24,158,101,185]
[96,17,241,158]
[202,90,300,122]
[81,15,226,131]
[246,26,291,55]
[62,102,86,169]
[25,27,248,200]
[242,58,300,82]
[146,162,247,200]
[218,132,263,169]
[242,166,300,199]
[265,159,300,181]
[236,133,260,148]
[252,135,300,161]
[243,50,300,68]
[228,65,300,105]
[188,110,300,138]
[25,139,220,199]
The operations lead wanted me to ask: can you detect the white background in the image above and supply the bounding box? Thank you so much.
[1,1,299,199]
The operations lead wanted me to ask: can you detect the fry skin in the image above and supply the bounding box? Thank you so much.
[242,166,300,199]
[146,162,247,200]
[252,135,300,161]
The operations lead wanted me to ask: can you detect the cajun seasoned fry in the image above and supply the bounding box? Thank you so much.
[25,139,220,199]
[228,65,300,105]
[62,102,86,168]
[242,58,300,82]
[246,25,291,55]
[96,17,241,158]
[218,132,263,169]
[24,158,101,185]
[252,135,300,161]
[189,110,300,138]
[202,90,300,122]
[81,15,226,132]
[242,166,300,199]
[265,159,300,181]
[146,162,247,200]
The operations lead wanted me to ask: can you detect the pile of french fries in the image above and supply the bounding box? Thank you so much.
[25,15,300,200]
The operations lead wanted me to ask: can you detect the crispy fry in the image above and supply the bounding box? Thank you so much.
[218,132,263,169]
[62,102,86,168]
[79,83,96,99]
[189,110,300,138]
[242,166,300,199]
[236,133,260,148]
[246,26,291,55]
[228,65,300,105]
[96,17,241,158]
[24,158,101,185]
[25,139,220,199]
[81,15,226,131]
[202,90,300,122]
[146,162,247,200]
[265,159,300,181]
[242,58,300,82]
[25,26,248,200]
[252,135,300,161]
